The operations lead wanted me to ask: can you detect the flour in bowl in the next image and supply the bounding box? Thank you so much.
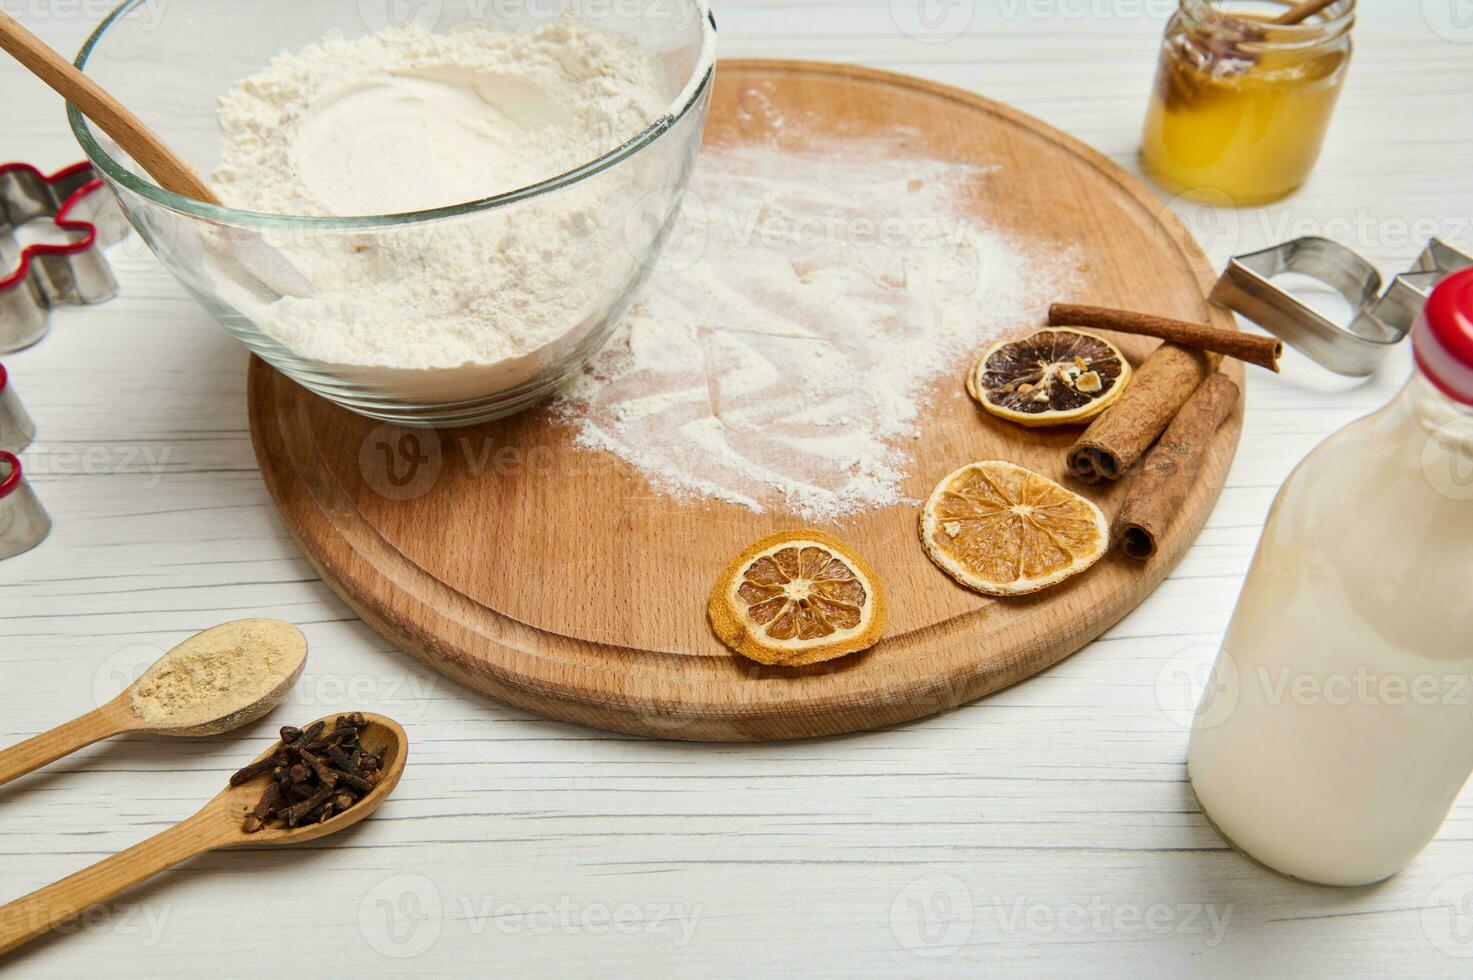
[555,139,1079,522]
[211,21,668,396]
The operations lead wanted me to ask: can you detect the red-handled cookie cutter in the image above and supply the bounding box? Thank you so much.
[1,161,126,353]
[0,449,51,560]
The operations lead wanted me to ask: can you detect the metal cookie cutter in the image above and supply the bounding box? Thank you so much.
[0,362,35,453]
[0,450,50,560]
[1,161,127,353]
[1211,237,1473,377]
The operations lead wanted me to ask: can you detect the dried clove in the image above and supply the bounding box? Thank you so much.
[229,756,279,787]
[336,770,375,794]
[236,713,383,833]
[286,721,326,747]
[242,780,283,834]
[296,747,339,788]
[324,744,361,775]
[282,784,334,826]
[323,724,359,746]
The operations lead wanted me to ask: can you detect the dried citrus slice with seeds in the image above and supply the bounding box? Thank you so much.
[967,329,1132,427]
[709,530,887,666]
[920,460,1108,596]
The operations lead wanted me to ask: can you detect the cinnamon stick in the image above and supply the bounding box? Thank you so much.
[1066,343,1213,483]
[1050,303,1281,373]
[1114,373,1240,561]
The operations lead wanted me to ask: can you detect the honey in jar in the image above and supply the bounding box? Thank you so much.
[1141,0,1354,205]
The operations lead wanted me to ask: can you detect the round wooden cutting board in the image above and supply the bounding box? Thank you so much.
[248,60,1244,741]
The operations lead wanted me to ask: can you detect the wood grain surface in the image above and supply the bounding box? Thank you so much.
[248,60,1245,741]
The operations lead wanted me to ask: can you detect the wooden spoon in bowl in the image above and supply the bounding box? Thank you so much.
[0,9,217,203]
[0,619,307,788]
[0,713,407,956]
[0,11,315,297]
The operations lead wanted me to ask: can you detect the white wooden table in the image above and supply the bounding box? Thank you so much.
[3,3,1472,975]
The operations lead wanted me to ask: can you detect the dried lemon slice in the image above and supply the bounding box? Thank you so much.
[967,329,1132,427]
[709,530,887,666]
[920,460,1108,596]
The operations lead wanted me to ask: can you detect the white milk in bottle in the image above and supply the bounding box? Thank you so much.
[1188,269,1473,887]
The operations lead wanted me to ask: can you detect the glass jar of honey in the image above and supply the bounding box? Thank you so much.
[1141,0,1354,205]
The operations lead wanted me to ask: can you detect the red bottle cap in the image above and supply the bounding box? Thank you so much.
[1414,269,1473,405]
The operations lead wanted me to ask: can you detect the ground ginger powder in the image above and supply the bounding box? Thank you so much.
[128,620,307,731]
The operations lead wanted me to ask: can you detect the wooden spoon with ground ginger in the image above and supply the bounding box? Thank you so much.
[0,619,306,788]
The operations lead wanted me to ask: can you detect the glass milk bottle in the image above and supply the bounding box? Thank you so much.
[1188,270,1473,887]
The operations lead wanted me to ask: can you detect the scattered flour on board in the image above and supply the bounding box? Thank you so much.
[555,138,1080,522]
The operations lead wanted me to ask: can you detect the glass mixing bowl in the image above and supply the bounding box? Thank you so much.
[69,0,716,425]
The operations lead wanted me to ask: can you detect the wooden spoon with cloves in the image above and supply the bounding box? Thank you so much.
[0,712,407,956]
